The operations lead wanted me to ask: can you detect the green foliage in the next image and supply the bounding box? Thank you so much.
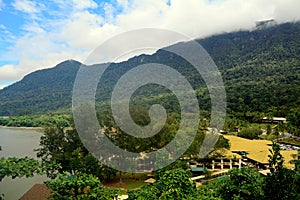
[154,159,189,180]
[287,109,300,127]
[0,157,60,181]
[129,168,195,200]
[0,60,81,116]
[0,114,71,127]
[238,127,262,139]
[45,172,119,200]
[107,111,180,154]
[266,124,272,135]
[127,185,160,200]
[184,131,230,159]
[264,142,300,200]
[217,167,264,200]
[215,135,230,149]
[36,125,117,181]
[286,109,300,136]
[191,180,221,200]
[224,116,247,132]
[36,126,84,174]
[155,168,195,199]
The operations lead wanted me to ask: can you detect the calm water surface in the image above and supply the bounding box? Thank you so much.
[0,127,48,200]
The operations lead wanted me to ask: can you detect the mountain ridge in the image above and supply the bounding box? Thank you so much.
[0,22,299,116]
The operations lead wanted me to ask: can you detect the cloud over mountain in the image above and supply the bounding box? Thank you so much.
[1,0,300,87]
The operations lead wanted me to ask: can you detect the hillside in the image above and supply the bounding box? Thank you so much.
[0,22,299,116]
[0,60,81,115]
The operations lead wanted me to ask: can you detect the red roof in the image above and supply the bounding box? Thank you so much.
[19,184,52,200]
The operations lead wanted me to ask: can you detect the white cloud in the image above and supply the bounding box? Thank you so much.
[1,0,300,84]
[0,64,22,82]
[12,0,42,13]
[117,0,129,11]
[72,0,98,10]
[103,2,115,23]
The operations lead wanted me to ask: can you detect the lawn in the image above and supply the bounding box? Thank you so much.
[104,179,147,190]
[104,172,149,190]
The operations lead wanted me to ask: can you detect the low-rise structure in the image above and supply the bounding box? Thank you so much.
[261,117,287,124]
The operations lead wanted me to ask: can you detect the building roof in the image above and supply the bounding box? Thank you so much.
[144,178,156,184]
[190,167,205,172]
[224,135,272,164]
[224,135,295,168]
[280,150,298,169]
[261,117,287,121]
[258,169,270,176]
[19,184,51,200]
[209,148,242,160]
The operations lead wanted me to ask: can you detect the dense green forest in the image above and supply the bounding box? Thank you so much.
[0,113,70,127]
[0,22,299,118]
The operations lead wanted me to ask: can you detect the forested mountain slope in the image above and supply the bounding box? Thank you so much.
[0,22,299,116]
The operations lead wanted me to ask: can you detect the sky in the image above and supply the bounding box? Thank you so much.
[0,0,300,89]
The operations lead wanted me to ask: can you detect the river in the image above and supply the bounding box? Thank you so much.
[0,127,48,200]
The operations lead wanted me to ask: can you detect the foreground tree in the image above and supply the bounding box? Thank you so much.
[0,157,60,200]
[155,168,195,199]
[0,157,60,181]
[217,167,264,200]
[192,180,221,200]
[127,185,160,200]
[45,172,119,200]
[36,126,84,174]
[128,168,195,200]
[36,125,117,181]
[264,142,300,200]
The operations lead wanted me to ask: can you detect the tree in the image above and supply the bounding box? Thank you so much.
[274,126,280,139]
[0,157,60,181]
[36,125,116,181]
[264,142,300,200]
[154,159,189,181]
[36,126,87,175]
[217,167,264,200]
[127,185,160,200]
[266,124,272,135]
[128,168,196,199]
[0,157,60,199]
[192,180,221,200]
[238,127,262,139]
[45,172,119,200]
[155,168,195,199]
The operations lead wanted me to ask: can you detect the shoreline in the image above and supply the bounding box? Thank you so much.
[0,125,44,131]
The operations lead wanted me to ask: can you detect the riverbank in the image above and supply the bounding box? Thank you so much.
[0,127,47,199]
[0,125,44,131]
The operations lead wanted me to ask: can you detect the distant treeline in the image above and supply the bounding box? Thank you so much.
[0,114,71,127]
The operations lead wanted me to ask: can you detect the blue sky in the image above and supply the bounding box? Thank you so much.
[0,0,300,89]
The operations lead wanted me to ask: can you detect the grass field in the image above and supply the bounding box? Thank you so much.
[103,172,148,191]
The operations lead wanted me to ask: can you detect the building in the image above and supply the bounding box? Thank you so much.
[261,117,287,124]
[207,149,242,170]
[223,135,297,169]
[189,148,242,174]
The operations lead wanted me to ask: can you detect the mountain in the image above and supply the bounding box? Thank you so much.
[0,22,299,116]
[0,60,81,115]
